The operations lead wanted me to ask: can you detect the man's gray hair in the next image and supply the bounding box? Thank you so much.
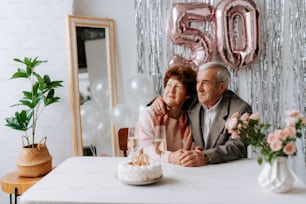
[198,61,231,86]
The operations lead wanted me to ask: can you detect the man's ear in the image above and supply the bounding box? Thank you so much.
[219,83,227,93]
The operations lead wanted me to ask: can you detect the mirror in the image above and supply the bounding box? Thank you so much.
[68,15,118,156]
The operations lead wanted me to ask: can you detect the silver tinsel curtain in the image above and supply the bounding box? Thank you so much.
[135,0,306,180]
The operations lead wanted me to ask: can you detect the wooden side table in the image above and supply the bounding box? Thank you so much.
[1,172,43,204]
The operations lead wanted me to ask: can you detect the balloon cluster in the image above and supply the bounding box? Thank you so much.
[168,0,261,71]
[80,78,111,147]
[110,74,154,128]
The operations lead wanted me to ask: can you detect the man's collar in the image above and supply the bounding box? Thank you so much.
[202,96,223,111]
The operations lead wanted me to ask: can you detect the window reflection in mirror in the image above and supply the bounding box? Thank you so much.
[68,15,118,157]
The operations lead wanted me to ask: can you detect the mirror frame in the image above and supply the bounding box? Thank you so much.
[67,15,118,156]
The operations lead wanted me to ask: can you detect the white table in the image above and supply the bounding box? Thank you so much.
[20,157,306,204]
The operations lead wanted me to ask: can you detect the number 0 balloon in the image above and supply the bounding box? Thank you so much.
[215,0,261,70]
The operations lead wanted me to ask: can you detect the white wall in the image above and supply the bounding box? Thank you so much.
[0,0,74,202]
[0,0,136,203]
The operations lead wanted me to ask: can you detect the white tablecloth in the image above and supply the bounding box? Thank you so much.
[20,157,306,204]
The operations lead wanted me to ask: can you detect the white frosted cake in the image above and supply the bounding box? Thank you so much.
[117,160,162,182]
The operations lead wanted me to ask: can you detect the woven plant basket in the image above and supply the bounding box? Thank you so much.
[16,137,52,177]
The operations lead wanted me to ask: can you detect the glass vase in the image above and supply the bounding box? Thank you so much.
[257,156,294,193]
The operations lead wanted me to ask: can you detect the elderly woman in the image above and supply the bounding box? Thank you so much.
[135,65,197,165]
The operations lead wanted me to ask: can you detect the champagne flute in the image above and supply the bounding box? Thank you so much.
[154,125,167,161]
[127,127,138,153]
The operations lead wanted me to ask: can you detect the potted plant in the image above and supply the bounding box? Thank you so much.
[5,57,63,177]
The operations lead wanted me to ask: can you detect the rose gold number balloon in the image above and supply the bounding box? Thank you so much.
[215,0,261,70]
[168,3,214,71]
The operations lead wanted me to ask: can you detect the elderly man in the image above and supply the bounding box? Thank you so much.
[152,61,252,166]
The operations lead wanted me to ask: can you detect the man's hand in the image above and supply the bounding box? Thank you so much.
[151,96,168,115]
[179,150,209,167]
[191,143,203,152]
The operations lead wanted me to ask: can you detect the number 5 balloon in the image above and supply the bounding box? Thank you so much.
[168,3,214,71]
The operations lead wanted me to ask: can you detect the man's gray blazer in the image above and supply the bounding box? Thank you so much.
[187,90,252,164]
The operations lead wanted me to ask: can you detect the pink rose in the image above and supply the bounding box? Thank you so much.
[283,142,296,155]
[285,117,298,127]
[249,112,260,121]
[274,129,289,141]
[302,117,306,126]
[267,133,277,144]
[285,110,304,127]
[226,117,238,130]
[240,113,249,122]
[230,130,240,139]
[269,140,282,151]
[283,126,296,137]
[231,112,240,119]
[286,110,300,118]
[238,123,245,129]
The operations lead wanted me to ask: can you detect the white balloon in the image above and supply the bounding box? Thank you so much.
[81,100,100,128]
[110,104,134,128]
[100,104,111,115]
[127,74,154,101]
[94,113,111,143]
[135,103,146,113]
[82,127,96,146]
[128,99,148,124]
[91,78,109,107]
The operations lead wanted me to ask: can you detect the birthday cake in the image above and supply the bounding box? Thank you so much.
[117,153,162,182]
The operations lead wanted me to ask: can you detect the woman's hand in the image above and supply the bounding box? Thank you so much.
[168,150,184,165]
[179,150,209,167]
[191,143,203,152]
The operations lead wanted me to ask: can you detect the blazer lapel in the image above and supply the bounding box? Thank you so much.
[205,97,229,148]
[188,102,204,147]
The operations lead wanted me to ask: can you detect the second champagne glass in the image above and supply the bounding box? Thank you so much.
[154,125,167,161]
[127,127,138,153]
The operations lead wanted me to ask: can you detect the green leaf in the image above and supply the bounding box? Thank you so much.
[14,57,47,74]
[46,89,55,98]
[19,110,27,122]
[33,82,39,95]
[11,68,28,78]
[33,72,44,82]
[257,157,263,165]
[44,96,61,106]
[13,58,23,63]
[19,99,34,108]
[43,75,51,84]
[5,110,33,131]
[22,91,32,99]
[47,80,63,88]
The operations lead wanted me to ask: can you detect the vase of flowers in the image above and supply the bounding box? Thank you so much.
[225,110,306,193]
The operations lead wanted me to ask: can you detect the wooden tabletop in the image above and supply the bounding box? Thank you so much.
[1,172,43,195]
